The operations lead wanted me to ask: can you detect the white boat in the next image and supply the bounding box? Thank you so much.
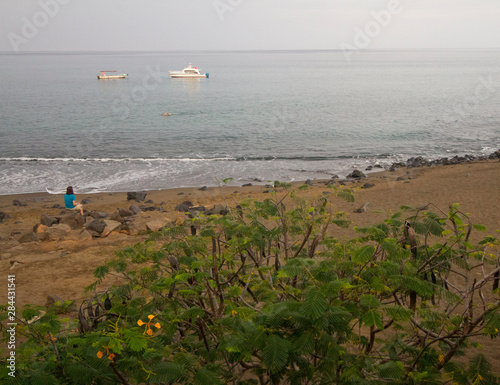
[97,71,128,80]
[169,64,209,79]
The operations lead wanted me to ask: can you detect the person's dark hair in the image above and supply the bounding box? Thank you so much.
[66,186,74,195]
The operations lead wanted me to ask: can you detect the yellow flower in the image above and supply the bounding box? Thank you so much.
[137,320,145,326]
[148,314,155,320]
[108,353,115,361]
[154,322,161,329]
[97,351,103,359]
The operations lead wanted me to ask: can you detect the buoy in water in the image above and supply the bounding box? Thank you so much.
[163,112,172,116]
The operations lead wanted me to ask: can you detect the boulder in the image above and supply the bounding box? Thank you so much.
[42,226,70,242]
[101,220,122,237]
[40,213,58,227]
[129,205,142,215]
[305,179,314,186]
[52,203,63,209]
[33,223,48,234]
[89,211,109,219]
[206,204,228,216]
[175,201,194,212]
[140,206,158,212]
[0,211,10,223]
[127,192,147,202]
[18,232,37,243]
[123,221,147,235]
[362,183,375,189]
[12,199,27,207]
[58,212,86,230]
[85,219,106,235]
[118,208,133,218]
[81,198,92,204]
[146,219,167,232]
[145,199,154,204]
[347,170,366,179]
[109,210,124,223]
[66,229,93,242]
[198,186,208,191]
[242,183,253,187]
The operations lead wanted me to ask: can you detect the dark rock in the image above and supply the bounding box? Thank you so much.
[58,213,86,230]
[406,156,428,168]
[118,208,133,218]
[326,180,336,186]
[347,170,366,179]
[85,219,106,235]
[396,176,406,181]
[177,192,184,195]
[175,201,194,212]
[330,174,339,179]
[127,192,147,202]
[81,198,92,204]
[12,200,27,207]
[362,183,375,189]
[141,206,157,212]
[373,165,383,169]
[18,232,37,243]
[109,211,124,223]
[305,179,313,186]
[242,183,253,187]
[145,199,154,204]
[52,203,63,209]
[129,205,142,215]
[89,211,109,219]
[14,221,22,224]
[365,166,373,171]
[198,186,208,191]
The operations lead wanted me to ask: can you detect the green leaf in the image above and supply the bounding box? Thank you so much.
[193,366,222,385]
[123,329,148,352]
[360,295,381,310]
[473,224,487,232]
[361,310,384,329]
[353,245,375,263]
[376,361,405,380]
[302,287,328,321]
[263,334,291,373]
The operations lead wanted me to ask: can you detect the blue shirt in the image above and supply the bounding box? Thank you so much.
[64,194,76,209]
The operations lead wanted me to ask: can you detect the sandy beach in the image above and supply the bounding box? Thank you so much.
[0,159,498,309]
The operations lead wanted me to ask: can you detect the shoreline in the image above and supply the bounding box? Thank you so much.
[0,159,499,308]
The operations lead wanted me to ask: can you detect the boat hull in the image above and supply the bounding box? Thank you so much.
[169,73,208,79]
[97,74,127,79]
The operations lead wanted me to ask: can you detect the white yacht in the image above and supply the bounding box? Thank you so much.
[169,64,209,78]
[97,71,128,80]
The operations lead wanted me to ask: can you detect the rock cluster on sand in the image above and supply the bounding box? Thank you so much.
[11,195,230,244]
[385,150,500,171]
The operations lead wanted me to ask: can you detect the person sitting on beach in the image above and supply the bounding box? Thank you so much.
[64,186,84,215]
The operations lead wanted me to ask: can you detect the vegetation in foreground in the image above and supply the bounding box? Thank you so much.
[1,186,500,384]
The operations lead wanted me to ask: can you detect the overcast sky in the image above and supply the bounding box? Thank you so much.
[1,0,499,52]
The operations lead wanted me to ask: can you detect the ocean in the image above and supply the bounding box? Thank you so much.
[0,49,499,195]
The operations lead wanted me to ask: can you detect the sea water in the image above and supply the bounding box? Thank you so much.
[0,50,499,194]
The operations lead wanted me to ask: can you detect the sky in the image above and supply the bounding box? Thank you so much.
[1,0,499,52]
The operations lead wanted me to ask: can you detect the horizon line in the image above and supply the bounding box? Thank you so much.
[1,47,500,55]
